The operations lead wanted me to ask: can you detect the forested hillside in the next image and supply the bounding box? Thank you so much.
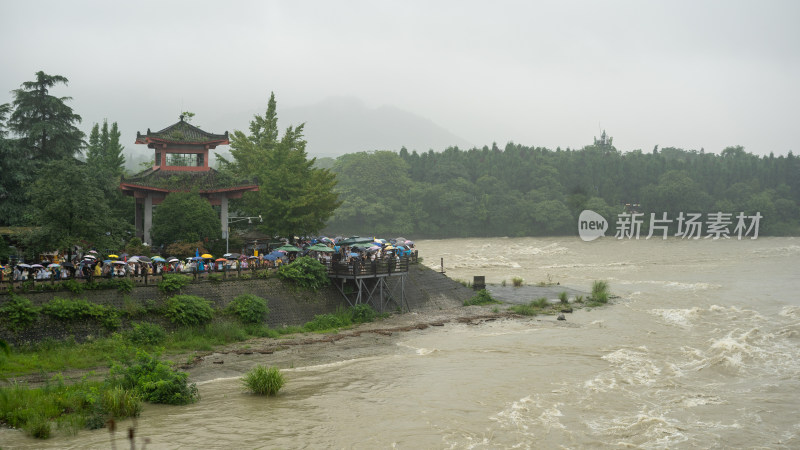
[324,143,800,237]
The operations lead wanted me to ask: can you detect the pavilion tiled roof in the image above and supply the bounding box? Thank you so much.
[135,117,228,145]
[120,167,257,193]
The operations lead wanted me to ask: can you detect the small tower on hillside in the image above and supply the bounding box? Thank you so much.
[594,130,613,147]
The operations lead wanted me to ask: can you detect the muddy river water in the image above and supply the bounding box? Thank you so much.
[3,237,799,448]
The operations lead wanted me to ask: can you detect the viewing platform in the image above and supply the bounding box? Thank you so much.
[325,256,413,313]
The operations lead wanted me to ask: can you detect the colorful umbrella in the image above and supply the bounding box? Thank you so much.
[275,245,302,252]
[201,253,213,259]
[108,254,119,259]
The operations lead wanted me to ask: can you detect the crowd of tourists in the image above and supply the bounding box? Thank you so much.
[0,236,417,283]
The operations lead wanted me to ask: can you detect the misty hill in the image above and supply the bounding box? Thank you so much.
[280,96,473,157]
[123,96,472,171]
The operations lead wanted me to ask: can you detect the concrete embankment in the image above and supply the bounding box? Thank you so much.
[0,264,474,346]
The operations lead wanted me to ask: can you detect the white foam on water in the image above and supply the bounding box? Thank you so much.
[506,242,570,256]
[539,261,634,269]
[678,394,725,408]
[490,395,534,432]
[650,307,702,327]
[396,340,439,356]
[751,244,800,257]
[601,347,661,386]
[779,305,800,319]
[586,409,688,449]
[489,394,567,438]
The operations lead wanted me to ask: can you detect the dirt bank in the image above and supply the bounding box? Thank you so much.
[182,303,581,384]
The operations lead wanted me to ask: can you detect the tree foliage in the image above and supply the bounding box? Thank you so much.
[150,192,221,247]
[326,143,800,237]
[8,71,84,161]
[26,159,121,253]
[227,92,340,237]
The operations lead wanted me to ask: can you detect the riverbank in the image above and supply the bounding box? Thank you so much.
[183,298,587,384]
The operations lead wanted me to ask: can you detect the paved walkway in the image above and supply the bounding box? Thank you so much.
[486,284,588,305]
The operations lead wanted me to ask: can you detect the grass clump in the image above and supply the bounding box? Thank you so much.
[511,276,524,287]
[277,256,330,291]
[302,305,378,332]
[464,289,499,306]
[164,294,214,326]
[589,280,610,305]
[226,294,269,324]
[508,297,551,316]
[559,291,569,304]
[0,375,142,440]
[242,364,284,396]
[304,308,351,332]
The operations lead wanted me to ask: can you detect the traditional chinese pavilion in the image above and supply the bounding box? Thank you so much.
[119,116,258,245]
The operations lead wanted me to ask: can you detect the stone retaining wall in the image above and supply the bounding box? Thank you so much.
[0,265,474,346]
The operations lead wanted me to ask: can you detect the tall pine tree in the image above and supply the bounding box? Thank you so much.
[9,71,84,162]
[227,92,340,237]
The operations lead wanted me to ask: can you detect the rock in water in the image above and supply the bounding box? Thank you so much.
[561,307,573,313]
[557,314,566,321]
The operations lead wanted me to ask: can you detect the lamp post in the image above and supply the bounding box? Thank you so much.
[226,215,262,254]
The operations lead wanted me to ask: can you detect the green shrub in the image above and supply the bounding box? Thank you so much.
[254,269,273,279]
[60,279,83,294]
[164,295,214,326]
[107,351,198,405]
[559,291,569,304]
[464,289,499,306]
[125,322,167,346]
[1,294,41,331]
[121,296,146,317]
[590,280,610,304]
[575,295,584,303]
[304,307,352,331]
[226,294,269,324]
[277,256,330,291]
[501,279,507,287]
[158,273,191,294]
[208,273,223,283]
[115,278,134,294]
[242,365,284,396]
[350,304,376,323]
[41,297,120,331]
[512,276,524,287]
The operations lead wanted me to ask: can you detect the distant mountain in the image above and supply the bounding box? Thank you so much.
[279,96,474,157]
[122,96,474,171]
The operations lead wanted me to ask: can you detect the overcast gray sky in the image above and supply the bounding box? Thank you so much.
[2,0,799,158]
